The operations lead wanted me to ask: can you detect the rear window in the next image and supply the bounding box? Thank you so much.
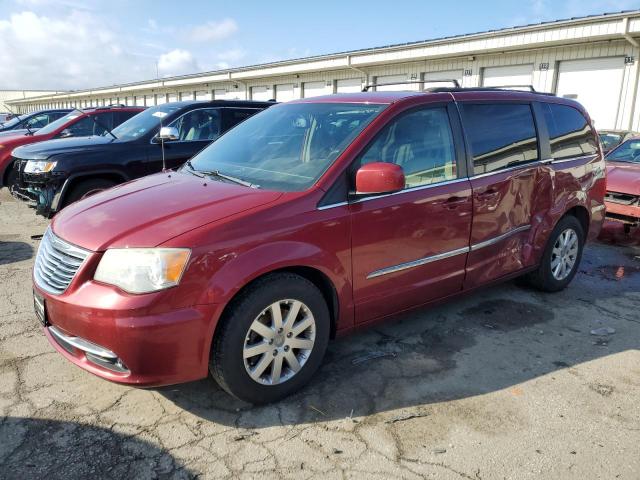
[460,103,539,175]
[542,103,598,160]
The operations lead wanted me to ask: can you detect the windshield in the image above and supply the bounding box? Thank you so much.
[599,132,623,151]
[607,138,640,163]
[184,102,385,191]
[35,111,84,136]
[111,104,182,141]
[1,115,25,128]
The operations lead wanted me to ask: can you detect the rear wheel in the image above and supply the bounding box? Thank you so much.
[64,179,116,207]
[524,215,584,292]
[210,273,330,404]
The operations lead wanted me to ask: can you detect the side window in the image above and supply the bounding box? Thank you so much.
[228,109,259,128]
[92,112,114,135]
[542,103,598,160]
[65,116,96,137]
[460,103,539,175]
[358,107,457,188]
[170,108,221,141]
[115,111,138,125]
[25,114,50,129]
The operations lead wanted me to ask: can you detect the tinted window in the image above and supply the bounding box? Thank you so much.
[542,103,597,159]
[358,107,457,188]
[170,108,221,141]
[65,116,105,137]
[461,103,538,175]
[607,139,640,163]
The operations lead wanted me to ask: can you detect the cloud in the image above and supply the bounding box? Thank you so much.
[158,49,200,77]
[187,18,238,43]
[0,10,158,89]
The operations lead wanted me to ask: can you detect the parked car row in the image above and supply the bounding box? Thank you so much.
[24,87,608,403]
[4,101,273,216]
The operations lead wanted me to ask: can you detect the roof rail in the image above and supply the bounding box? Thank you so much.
[426,85,556,96]
[362,79,460,92]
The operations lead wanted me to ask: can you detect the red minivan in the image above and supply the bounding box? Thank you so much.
[32,89,606,403]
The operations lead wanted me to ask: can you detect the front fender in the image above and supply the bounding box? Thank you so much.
[200,240,351,322]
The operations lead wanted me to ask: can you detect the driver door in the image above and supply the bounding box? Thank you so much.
[350,103,473,323]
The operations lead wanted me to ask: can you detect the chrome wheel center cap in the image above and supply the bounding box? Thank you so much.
[274,334,285,348]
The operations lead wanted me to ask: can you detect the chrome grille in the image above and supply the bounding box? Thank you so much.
[34,228,89,295]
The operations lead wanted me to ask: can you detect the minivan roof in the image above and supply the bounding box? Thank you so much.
[292,89,585,111]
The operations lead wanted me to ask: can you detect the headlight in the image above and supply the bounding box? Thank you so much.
[94,248,191,294]
[24,160,57,173]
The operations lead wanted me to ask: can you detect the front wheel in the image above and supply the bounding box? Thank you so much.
[63,179,116,207]
[524,215,584,292]
[210,273,330,404]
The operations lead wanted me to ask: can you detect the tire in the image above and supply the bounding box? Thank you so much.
[210,273,330,404]
[523,215,584,292]
[6,164,18,192]
[64,179,116,207]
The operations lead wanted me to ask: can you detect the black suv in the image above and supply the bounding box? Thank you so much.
[0,109,71,133]
[14,100,274,217]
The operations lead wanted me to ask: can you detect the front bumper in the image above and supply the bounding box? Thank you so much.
[35,280,221,387]
[604,200,640,225]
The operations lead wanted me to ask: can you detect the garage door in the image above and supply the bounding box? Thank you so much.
[251,86,272,101]
[156,94,166,105]
[482,64,533,87]
[168,93,178,103]
[196,90,211,101]
[337,78,362,93]
[275,84,296,102]
[303,81,327,98]
[423,70,463,89]
[556,57,624,130]
[145,95,155,106]
[180,92,194,101]
[375,74,412,91]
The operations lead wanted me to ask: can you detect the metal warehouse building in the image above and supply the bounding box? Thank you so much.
[8,10,640,130]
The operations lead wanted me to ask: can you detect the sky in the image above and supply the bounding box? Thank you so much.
[0,0,638,91]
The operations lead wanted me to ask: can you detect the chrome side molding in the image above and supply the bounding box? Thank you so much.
[366,246,470,279]
[469,224,531,252]
[366,224,531,279]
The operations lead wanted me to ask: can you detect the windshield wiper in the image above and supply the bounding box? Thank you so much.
[184,160,258,188]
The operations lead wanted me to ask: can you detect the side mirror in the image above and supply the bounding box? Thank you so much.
[355,162,405,195]
[59,129,73,138]
[157,126,179,142]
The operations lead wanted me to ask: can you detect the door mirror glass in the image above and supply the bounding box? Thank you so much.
[157,126,179,142]
[355,162,405,195]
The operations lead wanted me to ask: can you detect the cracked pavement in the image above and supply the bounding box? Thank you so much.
[1,190,639,479]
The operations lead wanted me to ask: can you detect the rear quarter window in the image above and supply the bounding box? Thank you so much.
[542,103,598,159]
[460,103,539,175]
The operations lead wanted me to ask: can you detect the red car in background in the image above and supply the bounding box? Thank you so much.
[604,136,640,230]
[0,106,144,191]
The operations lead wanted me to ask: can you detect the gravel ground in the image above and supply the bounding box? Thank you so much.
[1,189,639,480]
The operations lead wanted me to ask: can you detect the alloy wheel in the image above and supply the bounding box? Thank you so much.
[243,299,316,385]
[550,228,579,281]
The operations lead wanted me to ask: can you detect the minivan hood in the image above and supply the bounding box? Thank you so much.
[52,172,283,251]
[606,162,640,194]
[12,135,115,160]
